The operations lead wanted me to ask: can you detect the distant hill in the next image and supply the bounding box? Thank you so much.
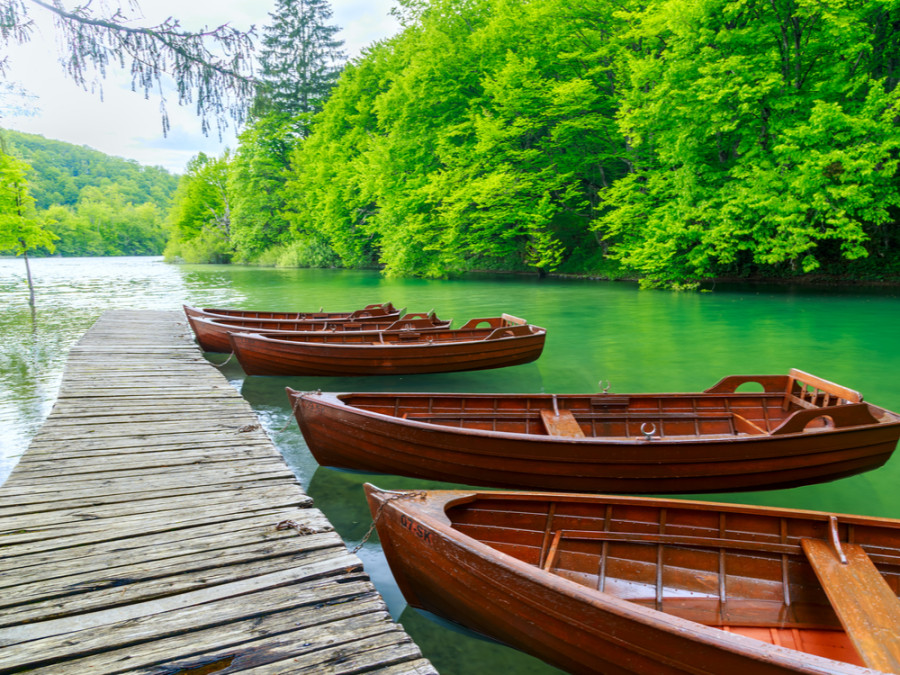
[2,128,179,210]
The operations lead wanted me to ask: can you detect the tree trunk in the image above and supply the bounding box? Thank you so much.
[21,240,35,308]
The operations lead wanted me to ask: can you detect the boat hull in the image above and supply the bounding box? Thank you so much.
[233,328,545,376]
[366,486,898,674]
[292,391,900,493]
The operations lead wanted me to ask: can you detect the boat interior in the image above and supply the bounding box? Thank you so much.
[445,493,900,669]
[203,313,449,332]
[339,371,895,440]
[197,301,398,320]
[256,316,542,345]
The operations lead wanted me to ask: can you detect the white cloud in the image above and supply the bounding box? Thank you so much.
[1,0,399,173]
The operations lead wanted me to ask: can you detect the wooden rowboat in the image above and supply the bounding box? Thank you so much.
[365,484,900,674]
[187,312,450,353]
[289,370,900,493]
[182,301,401,323]
[231,314,545,377]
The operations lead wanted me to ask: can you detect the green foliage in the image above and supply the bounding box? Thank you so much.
[0,151,57,255]
[0,129,175,256]
[3,129,178,210]
[254,236,340,268]
[193,0,900,286]
[222,0,346,265]
[164,153,233,264]
[280,51,387,269]
[595,0,900,285]
[279,0,633,278]
[42,187,166,256]
[228,115,297,262]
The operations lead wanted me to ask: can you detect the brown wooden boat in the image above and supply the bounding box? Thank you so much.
[187,312,451,353]
[365,484,900,674]
[231,314,545,376]
[289,370,900,493]
[182,301,401,323]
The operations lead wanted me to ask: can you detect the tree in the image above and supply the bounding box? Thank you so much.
[228,115,295,261]
[73,186,166,255]
[255,0,345,130]
[164,152,233,263]
[595,0,900,287]
[0,0,256,135]
[227,0,345,262]
[282,0,633,278]
[0,149,57,306]
[4,128,179,210]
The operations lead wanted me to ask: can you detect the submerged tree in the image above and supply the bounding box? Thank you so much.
[0,0,256,135]
[0,148,57,307]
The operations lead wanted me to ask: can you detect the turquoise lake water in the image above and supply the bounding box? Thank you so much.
[2,256,899,674]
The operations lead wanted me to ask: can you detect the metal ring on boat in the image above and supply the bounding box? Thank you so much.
[640,422,656,440]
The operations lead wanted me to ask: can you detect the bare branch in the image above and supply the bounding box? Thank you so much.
[1,0,258,136]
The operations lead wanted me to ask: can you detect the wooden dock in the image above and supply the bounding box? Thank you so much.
[0,310,436,674]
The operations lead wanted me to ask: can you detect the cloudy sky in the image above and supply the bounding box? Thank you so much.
[1,0,400,173]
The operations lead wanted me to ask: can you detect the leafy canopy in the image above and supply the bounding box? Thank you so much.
[0,149,56,255]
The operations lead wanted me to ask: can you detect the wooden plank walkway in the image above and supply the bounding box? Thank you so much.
[0,310,436,675]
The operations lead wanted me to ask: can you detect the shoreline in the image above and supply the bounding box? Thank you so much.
[8,254,900,290]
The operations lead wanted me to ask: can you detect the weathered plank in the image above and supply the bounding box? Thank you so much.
[2,463,295,490]
[8,450,287,478]
[21,581,386,674]
[1,520,335,593]
[0,477,293,515]
[22,434,276,456]
[11,445,279,471]
[241,630,428,675]
[0,540,348,625]
[0,483,305,528]
[0,484,309,534]
[0,491,312,554]
[0,551,362,643]
[0,310,433,674]
[0,508,330,574]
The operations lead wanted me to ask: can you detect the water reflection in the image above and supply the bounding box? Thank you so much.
[0,256,231,481]
[400,607,563,675]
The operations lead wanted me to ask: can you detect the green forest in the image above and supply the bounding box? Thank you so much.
[0,130,177,257]
[2,0,898,287]
[164,0,900,288]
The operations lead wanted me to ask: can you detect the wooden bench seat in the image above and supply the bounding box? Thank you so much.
[540,409,585,438]
[784,368,863,411]
[801,536,900,673]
